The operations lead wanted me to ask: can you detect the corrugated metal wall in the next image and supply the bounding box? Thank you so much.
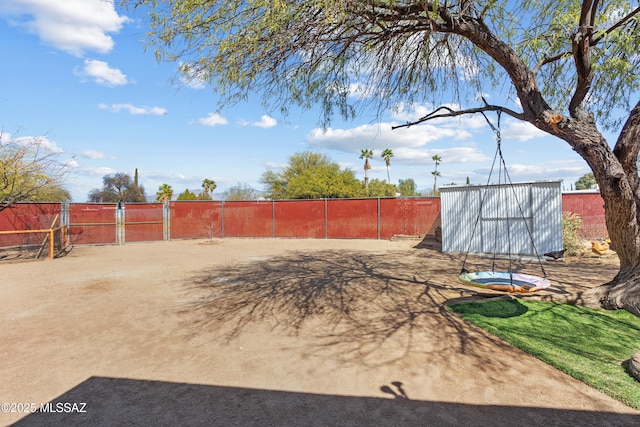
[441,181,562,256]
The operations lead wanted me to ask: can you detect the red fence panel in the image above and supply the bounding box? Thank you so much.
[0,195,612,247]
[170,201,223,239]
[274,200,325,238]
[0,203,61,247]
[561,192,607,239]
[68,203,117,245]
[379,198,441,239]
[124,203,164,243]
[326,199,378,239]
[223,201,273,237]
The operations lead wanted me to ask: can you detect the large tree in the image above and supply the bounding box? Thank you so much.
[261,151,362,199]
[136,1,640,316]
[398,178,421,197]
[223,184,262,201]
[1,133,70,210]
[576,172,597,190]
[176,188,198,201]
[88,172,147,203]
[367,178,397,197]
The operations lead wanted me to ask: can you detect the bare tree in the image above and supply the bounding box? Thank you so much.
[0,132,70,211]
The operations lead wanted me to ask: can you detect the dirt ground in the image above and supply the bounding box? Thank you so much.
[1,237,638,426]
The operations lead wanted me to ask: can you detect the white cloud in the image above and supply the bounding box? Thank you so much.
[501,120,547,142]
[469,156,591,186]
[392,146,488,164]
[197,113,228,127]
[78,59,128,86]
[241,115,277,129]
[0,0,128,56]
[264,161,288,170]
[144,172,189,181]
[93,167,116,176]
[347,81,382,99]
[390,103,436,122]
[488,163,588,180]
[83,149,106,159]
[72,166,117,177]
[307,122,460,151]
[6,134,64,154]
[99,103,167,116]
[306,120,489,168]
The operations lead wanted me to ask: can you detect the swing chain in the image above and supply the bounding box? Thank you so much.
[460,109,548,281]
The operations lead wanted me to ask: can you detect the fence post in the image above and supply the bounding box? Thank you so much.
[221,200,225,238]
[163,201,170,241]
[61,201,70,247]
[48,229,55,258]
[377,197,381,240]
[61,201,69,227]
[324,198,328,239]
[116,202,125,244]
[272,200,276,238]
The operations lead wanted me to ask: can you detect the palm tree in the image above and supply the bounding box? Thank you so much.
[381,148,394,184]
[359,149,374,193]
[431,155,442,196]
[201,178,217,199]
[155,183,173,203]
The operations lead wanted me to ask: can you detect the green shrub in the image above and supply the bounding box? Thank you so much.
[562,212,583,256]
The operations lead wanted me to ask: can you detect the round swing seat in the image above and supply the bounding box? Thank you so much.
[458,271,551,294]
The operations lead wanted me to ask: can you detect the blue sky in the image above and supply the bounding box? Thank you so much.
[0,1,597,202]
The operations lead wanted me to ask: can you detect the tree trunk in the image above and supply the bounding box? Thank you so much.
[524,101,640,324]
[581,273,640,317]
[626,352,640,382]
[459,5,640,316]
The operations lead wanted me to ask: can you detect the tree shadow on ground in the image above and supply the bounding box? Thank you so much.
[181,246,623,367]
[181,248,547,368]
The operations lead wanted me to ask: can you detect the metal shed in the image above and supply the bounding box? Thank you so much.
[440,180,563,256]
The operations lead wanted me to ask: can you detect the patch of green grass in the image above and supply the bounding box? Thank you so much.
[448,299,640,410]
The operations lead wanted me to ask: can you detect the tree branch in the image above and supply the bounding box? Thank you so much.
[391,103,524,130]
[613,99,640,174]
[568,0,597,118]
[532,50,572,75]
[591,5,640,46]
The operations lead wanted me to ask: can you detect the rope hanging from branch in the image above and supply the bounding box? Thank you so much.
[458,111,549,293]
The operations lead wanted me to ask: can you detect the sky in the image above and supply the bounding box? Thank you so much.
[0,1,602,202]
